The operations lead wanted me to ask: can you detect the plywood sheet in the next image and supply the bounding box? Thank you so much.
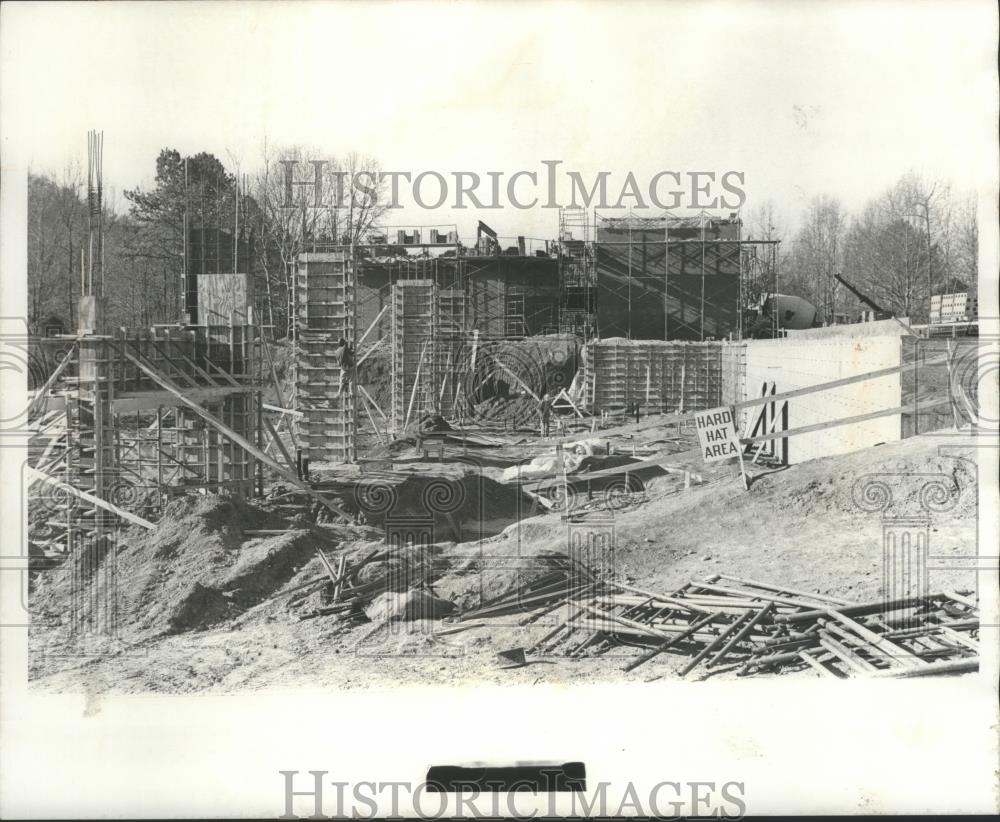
[197,274,253,325]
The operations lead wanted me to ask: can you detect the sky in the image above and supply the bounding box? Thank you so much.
[2,0,997,242]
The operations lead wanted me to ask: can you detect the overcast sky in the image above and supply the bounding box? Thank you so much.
[2,0,996,242]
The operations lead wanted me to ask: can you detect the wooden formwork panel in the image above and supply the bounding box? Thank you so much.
[720,341,748,428]
[197,274,253,325]
[293,253,356,462]
[585,340,725,413]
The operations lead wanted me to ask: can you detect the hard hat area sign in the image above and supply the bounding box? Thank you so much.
[695,407,741,462]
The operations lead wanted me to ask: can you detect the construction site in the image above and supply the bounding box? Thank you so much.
[24,136,986,691]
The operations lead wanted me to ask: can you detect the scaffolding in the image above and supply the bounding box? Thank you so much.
[389,280,439,434]
[286,214,781,464]
[558,207,596,339]
[591,211,780,341]
[25,135,363,640]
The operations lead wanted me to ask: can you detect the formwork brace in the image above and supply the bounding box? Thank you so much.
[120,347,353,523]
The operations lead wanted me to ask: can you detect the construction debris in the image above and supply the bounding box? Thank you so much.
[524,573,980,678]
[22,136,982,692]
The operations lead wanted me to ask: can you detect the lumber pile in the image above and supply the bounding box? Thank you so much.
[285,546,449,623]
[527,574,980,678]
[452,556,600,622]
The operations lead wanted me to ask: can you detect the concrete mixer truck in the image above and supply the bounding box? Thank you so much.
[745,293,820,337]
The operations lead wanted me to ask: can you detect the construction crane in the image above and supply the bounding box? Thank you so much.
[833,272,891,319]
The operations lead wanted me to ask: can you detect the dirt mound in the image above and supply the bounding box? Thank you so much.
[350,473,536,538]
[432,536,575,612]
[747,443,978,519]
[365,589,455,622]
[30,495,335,641]
[165,582,232,633]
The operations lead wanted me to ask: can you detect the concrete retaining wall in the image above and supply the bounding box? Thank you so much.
[743,335,903,464]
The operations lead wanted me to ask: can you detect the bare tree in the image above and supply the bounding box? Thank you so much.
[949,193,978,294]
[248,143,389,336]
[786,195,846,321]
[843,172,958,321]
[247,142,328,335]
[55,161,85,329]
[845,202,927,319]
[890,171,951,304]
[335,151,388,246]
[27,172,66,331]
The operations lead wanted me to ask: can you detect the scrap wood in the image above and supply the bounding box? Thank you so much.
[824,621,917,670]
[623,612,719,672]
[456,577,587,621]
[867,658,979,678]
[821,609,924,668]
[705,602,775,668]
[688,581,843,611]
[941,589,978,610]
[797,650,842,678]
[528,596,601,654]
[609,583,713,614]
[263,415,296,471]
[772,594,950,624]
[714,574,855,607]
[816,631,880,673]
[332,555,348,601]
[515,581,598,626]
[315,548,341,585]
[680,610,756,677]
[530,574,979,680]
[569,600,693,643]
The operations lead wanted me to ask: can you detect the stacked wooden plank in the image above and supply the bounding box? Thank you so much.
[527,574,980,678]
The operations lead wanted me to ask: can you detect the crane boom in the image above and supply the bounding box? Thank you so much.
[833,273,889,316]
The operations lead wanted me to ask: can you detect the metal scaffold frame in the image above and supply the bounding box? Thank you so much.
[557,207,596,340]
[592,210,781,341]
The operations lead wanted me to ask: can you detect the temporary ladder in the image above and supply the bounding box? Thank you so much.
[505,287,526,338]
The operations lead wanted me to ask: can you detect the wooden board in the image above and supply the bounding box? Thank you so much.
[197,274,253,325]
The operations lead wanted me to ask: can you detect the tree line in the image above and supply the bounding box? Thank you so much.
[27,145,386,336]
[748,172,978,323]
[28,150,978,337]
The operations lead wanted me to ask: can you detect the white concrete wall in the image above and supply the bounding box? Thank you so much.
[744,335,903,464]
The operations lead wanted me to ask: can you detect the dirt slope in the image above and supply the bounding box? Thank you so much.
[28,432,980,692]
